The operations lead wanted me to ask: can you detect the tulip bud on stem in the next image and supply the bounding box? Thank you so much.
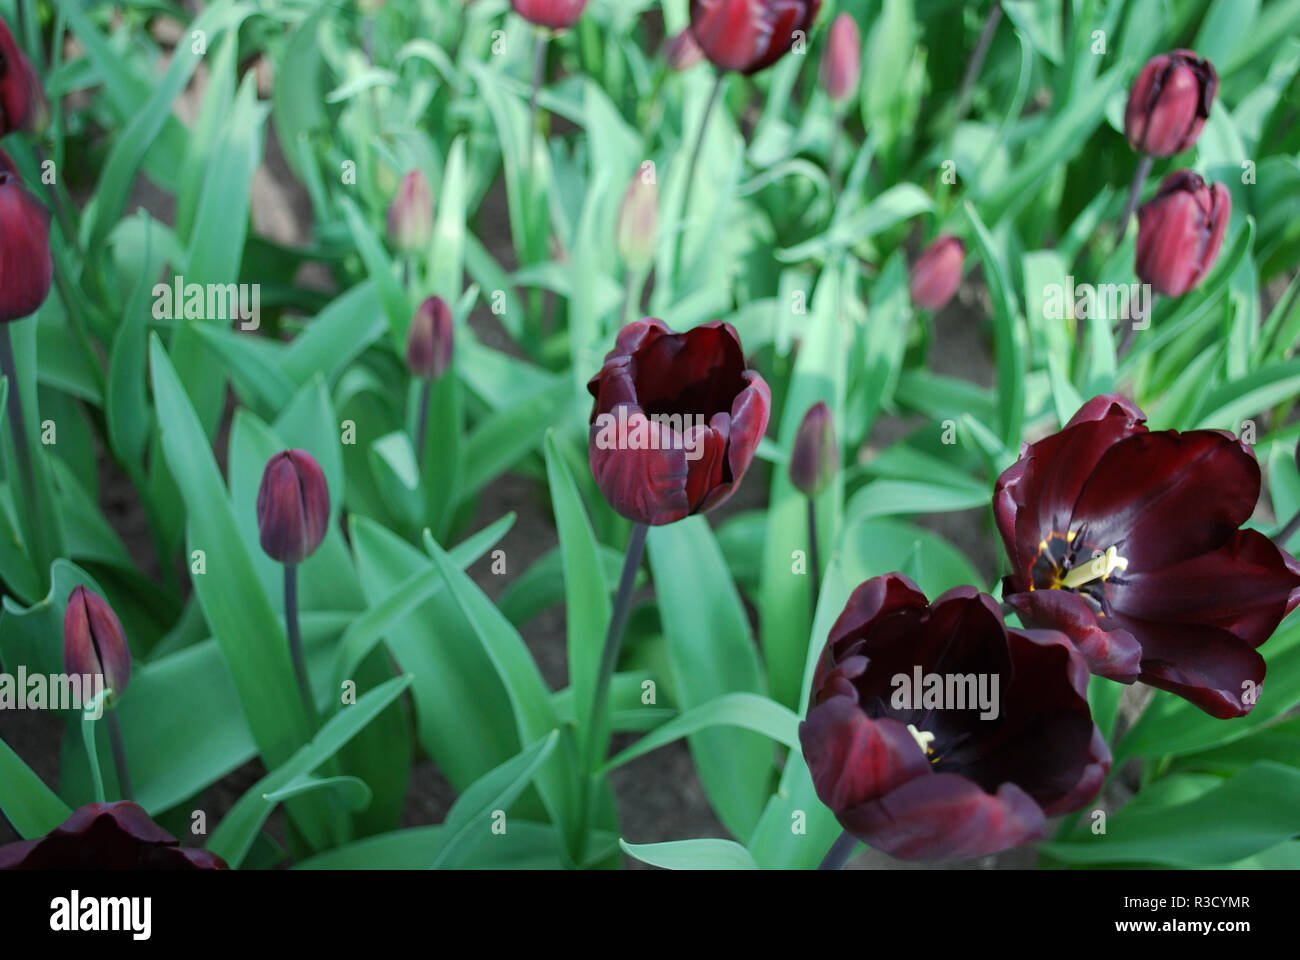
[0,325,48,584]
[673,74,726,282]
[1117,155,1154,245]
[818,829,858,870]
[284,565,320,731]
[106,709,134,801]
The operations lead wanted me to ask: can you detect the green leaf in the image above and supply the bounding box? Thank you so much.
[648,518,772,840]
[0,735,73,838]
[431,730,560,869]
[619,838,759,870]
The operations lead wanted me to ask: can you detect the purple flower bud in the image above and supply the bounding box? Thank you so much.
[0,16,42,138]
[407,296,454,380]
[1136,171,1230,297]
[64,587,132,703]
[387,170,434,253]
[790,401,838,497]
[512,0,588,30]
[909,235,965,312]
[1125,50,1217,157]
[665,28,705,72]
[820,13,861,103]
[616,166,659,271]
[0,165,52,323]
[256,450,331,565]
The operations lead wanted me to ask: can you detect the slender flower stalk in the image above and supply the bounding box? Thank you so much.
[1116,155,1153,245]
[528,30,549,173]
[807,498,821,613]
[818,830,858,870]
[106,709,134,801]
[0,324,45,575]
[953,3,1003,129]
[673,73,725,281]
[1277,509,1300,550]
[283,564,319,730]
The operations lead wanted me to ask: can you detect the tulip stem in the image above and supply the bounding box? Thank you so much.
[1277,509,1300,550]
[584,523,649,768]
[528,29,549,174]
[818,830,858,870]
[674,72,726,285]
[1117,155,1153,245]
[415,379,432,464]
[0,324,49,590]
[107,709,134,802]
[954,3,1003,129]
[284,565,320,732]
[808,497,822,614]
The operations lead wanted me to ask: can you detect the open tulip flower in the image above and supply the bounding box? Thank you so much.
[800,575,1109,861]
[996,395,1300,718]
[0,803,227,870]
[587,318,770,526]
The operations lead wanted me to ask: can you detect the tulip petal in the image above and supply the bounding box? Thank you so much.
[1006,589,1142,681]
[799,699,931,815]
[588,409,690,526]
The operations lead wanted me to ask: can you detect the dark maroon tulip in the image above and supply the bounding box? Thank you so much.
[257,450,331,565]
[690,0,823,76]
[387,169,434,253]
[909,235,965,312]
[587,317,770,526]
[64,586,132,703]
[800,574,1109,861]
[406,296,454,380]
[995,394,1300,718]
[0,166,51,323]
[0,802,228,870]
[665,28,705,72]
[1136,171,1230,298]
[0,17,41,137]
[820,13,860,102]
[1125,50,1217,157]
[512,0,587,29]
[790,400,838,497]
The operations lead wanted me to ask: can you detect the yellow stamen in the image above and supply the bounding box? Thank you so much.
[1058,545,1128,590]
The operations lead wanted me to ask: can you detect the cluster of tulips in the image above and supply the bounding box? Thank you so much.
[0,0,1297,871]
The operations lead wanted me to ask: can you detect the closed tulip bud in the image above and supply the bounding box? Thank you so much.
[617,167,659,271]
[790,401,838,497]
[690,0,823,76]
[665,28,705,72]
[1125,50,1217,158]
[387,170,434,253]
[407,296,454,380]
[0,17,41,137]
[0,167,52,323]
[64,587,132,703]
[512,0,588,30]
[257,450,331,565]
[820,13,861,103]
[1136,171,1230,298]
[909,235,965,312]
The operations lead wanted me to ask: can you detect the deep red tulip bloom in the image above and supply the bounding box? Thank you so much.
[1136,171,1230,298]
[909,235,965,312]
[257,450,331,565]
[689,0,823,76]
[1125,50,1217,157]
[0,802,228,870]
[800,575,1109,861]
[789,400,838,497]
[0,165,51,323]
[406,296,454,380]
[512,0,587,30]
[820,13,860,102]
[995,395,1300,718]
[587,318,770,526]
[0,16,41,137]
[64,586,132,703]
